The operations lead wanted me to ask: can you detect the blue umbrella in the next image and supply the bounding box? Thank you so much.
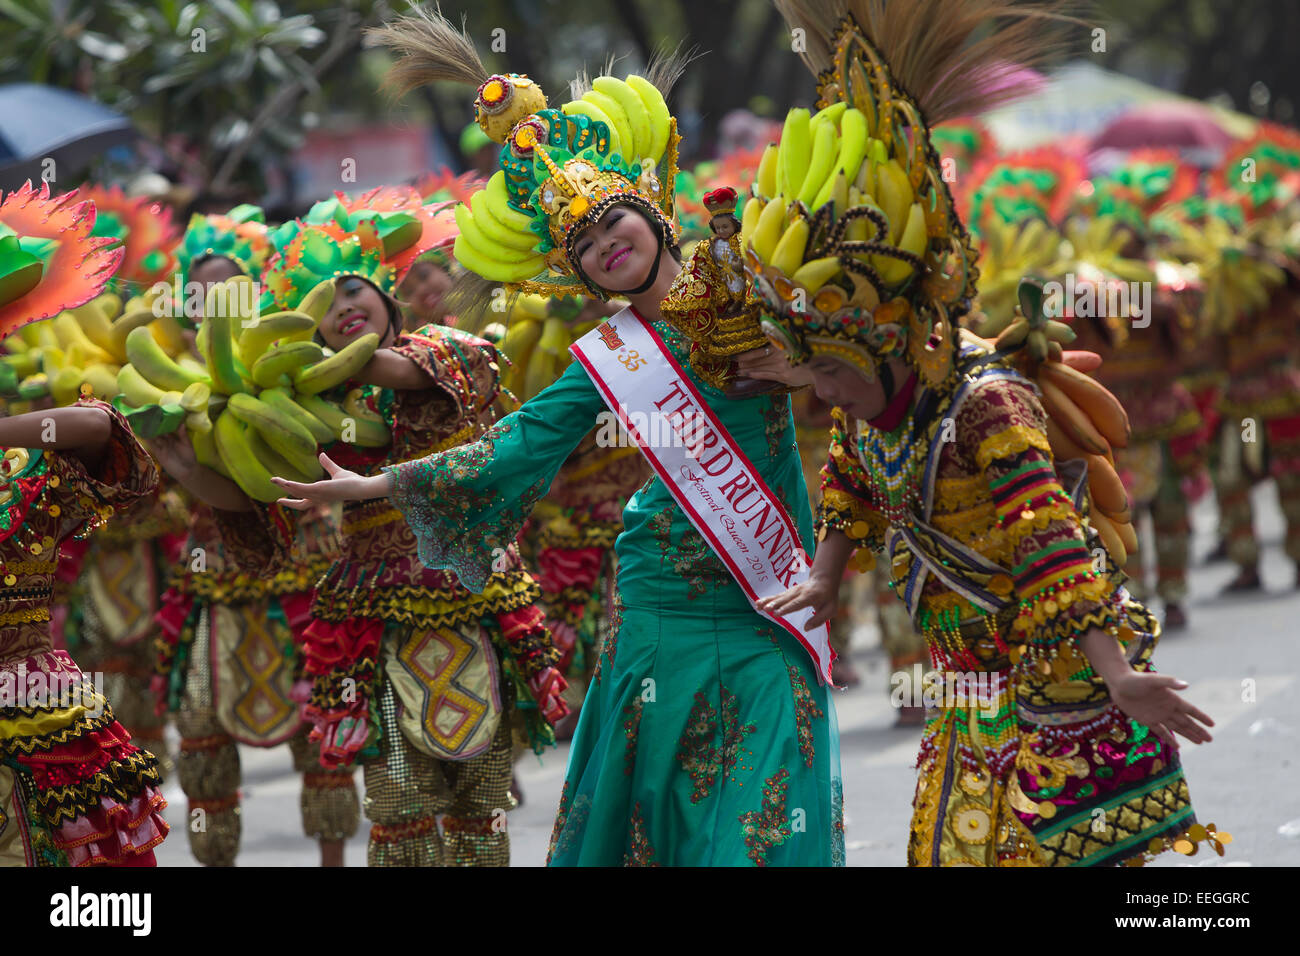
[0,83,137,190]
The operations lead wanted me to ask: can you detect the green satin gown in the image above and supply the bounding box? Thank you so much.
[386,318,844,866]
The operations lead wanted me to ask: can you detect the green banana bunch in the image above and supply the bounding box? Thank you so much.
[116,275,394,502]
[744,94,929,306]
[296,392,392,448]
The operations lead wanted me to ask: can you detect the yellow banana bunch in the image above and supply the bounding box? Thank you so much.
[1,288,207,409]
[776,108,812,199]
[973,218,1067,327]
[771,219,811,276]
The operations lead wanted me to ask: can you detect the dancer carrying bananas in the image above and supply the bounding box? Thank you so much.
[144,207,357,867]
[1200,128,1300,594]
[46,189,189,779]
[272,7,844,867]
[0,180,170,866]
[962,150,1209,630]
[250,192,568,867]
[751,1,1221,866]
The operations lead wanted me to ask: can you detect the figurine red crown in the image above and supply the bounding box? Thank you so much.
[703,187,738,217]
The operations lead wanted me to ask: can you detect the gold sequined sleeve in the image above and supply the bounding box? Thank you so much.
[386,327,502,461]
[814,408,888,552]
[956,378,1122,692]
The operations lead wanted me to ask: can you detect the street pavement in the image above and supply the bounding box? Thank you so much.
[153,483,1299,866]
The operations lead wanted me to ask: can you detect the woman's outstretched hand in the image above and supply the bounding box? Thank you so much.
[1108,670,1215,746]
[272,452,391,509]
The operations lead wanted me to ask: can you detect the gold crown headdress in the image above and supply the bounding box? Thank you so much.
[369,8,686,301]
[747,0,1073,386]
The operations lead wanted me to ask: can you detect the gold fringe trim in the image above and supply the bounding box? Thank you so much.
[976,424,1053,473]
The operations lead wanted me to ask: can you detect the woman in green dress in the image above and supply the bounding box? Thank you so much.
[271,8,843,867]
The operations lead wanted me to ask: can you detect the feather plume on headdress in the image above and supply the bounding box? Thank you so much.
[365,4,489,97]
[774,0,1078,123]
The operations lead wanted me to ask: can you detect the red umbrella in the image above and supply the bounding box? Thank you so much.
[1089,101,1236,151]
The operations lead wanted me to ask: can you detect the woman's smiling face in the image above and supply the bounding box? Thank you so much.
[572,204,659,293]
[320,276,391,351]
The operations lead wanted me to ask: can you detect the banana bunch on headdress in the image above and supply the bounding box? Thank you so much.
[748,0,1071,387]
[367,7,683,301]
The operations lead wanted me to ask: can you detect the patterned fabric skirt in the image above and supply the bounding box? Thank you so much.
[1,650,169,866]
[909,696,1196,867]
[547,599,843,866]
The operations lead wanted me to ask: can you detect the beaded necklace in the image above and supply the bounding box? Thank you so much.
[856,377,954,526]
[857,415,927,525]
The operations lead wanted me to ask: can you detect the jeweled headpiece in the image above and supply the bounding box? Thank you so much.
[262,187,457,312]
[176,204,272,287]
[0,181,122,337]
[369,8,682,299]
[748,0,1069,385]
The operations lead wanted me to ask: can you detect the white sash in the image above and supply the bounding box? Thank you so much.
[569,306,834,685]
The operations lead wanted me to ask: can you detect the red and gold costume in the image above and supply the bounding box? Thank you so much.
[68,485,187,776]
[153,500,353,865]
[299,325,562,866]
[0,401,170,866]
[150,203,358,865]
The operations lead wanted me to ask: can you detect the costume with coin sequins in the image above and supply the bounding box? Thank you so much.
[0,399,169,866]
[299,325,561,867]
[65,483,187,778]
[818,342,1202,866]
[153,496,353,866]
